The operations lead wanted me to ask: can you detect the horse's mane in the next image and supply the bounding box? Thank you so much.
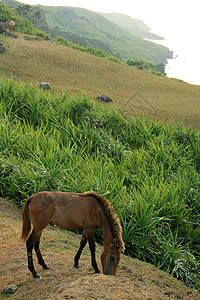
[84,191,125,252]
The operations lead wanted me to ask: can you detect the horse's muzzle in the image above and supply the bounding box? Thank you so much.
[103,270,115,276]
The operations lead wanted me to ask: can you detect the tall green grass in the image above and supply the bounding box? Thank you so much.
[0,78,199,290]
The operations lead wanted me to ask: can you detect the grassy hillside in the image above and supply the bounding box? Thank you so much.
[41,6,172,65]
[1,0,173,64]
[1,33,200,128]
[0,77,200,291]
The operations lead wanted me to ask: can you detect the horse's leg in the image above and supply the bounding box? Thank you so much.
[74,230,87,268]
[87,230,100,273]
[26,230,40,278]
[34,233,49,270]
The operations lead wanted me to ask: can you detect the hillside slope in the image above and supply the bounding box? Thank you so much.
[1,197,199,299]
[1,33,200,128]
[42,6,172,65]
[1,0,173,64]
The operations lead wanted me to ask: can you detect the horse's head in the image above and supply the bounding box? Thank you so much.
[101,243,121,275]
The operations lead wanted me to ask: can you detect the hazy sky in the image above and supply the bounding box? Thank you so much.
[18,0,200,84]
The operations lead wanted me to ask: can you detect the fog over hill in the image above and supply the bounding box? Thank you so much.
[99,12,164,40]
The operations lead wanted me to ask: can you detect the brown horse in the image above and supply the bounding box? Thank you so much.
[21,191,125,278]
[5,20,16,31]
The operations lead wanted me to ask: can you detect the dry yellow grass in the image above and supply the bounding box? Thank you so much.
[1,33,200,128]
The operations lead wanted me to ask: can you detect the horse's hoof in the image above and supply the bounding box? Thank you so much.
[74,265,80,269]
[33,273,41,279]
[95,269,100,274]
[43,264,50,270]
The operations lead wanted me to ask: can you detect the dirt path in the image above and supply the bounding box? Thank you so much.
[0,198,199,299]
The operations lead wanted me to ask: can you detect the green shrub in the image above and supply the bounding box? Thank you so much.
[127,58,166,77]
[0,2,19,21]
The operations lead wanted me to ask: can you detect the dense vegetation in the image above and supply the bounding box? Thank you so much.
[0,78,199,290]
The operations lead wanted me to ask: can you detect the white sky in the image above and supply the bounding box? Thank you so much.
[17,0,200,84]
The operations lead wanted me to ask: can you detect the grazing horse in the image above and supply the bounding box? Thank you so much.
[21,191,125,278]
[5,20,16,31]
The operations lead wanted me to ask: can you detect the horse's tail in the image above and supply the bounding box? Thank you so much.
[21,197,32,242]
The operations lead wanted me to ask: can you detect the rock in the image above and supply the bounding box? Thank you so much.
[0,21,6,34]
[0,43,5,53]
[96,94,113,102]
[40,81,50,89]
[24,35,40,41]
[1,284,17,294]
[4,31,18,38]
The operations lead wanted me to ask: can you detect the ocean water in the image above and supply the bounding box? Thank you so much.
[157,37,200,86]
[165,52,200,86]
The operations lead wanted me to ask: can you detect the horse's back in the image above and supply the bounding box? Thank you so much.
[51,192,103,229]
[28,191,103,230]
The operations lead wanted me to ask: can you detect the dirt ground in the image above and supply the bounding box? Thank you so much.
[0,197,200,299]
